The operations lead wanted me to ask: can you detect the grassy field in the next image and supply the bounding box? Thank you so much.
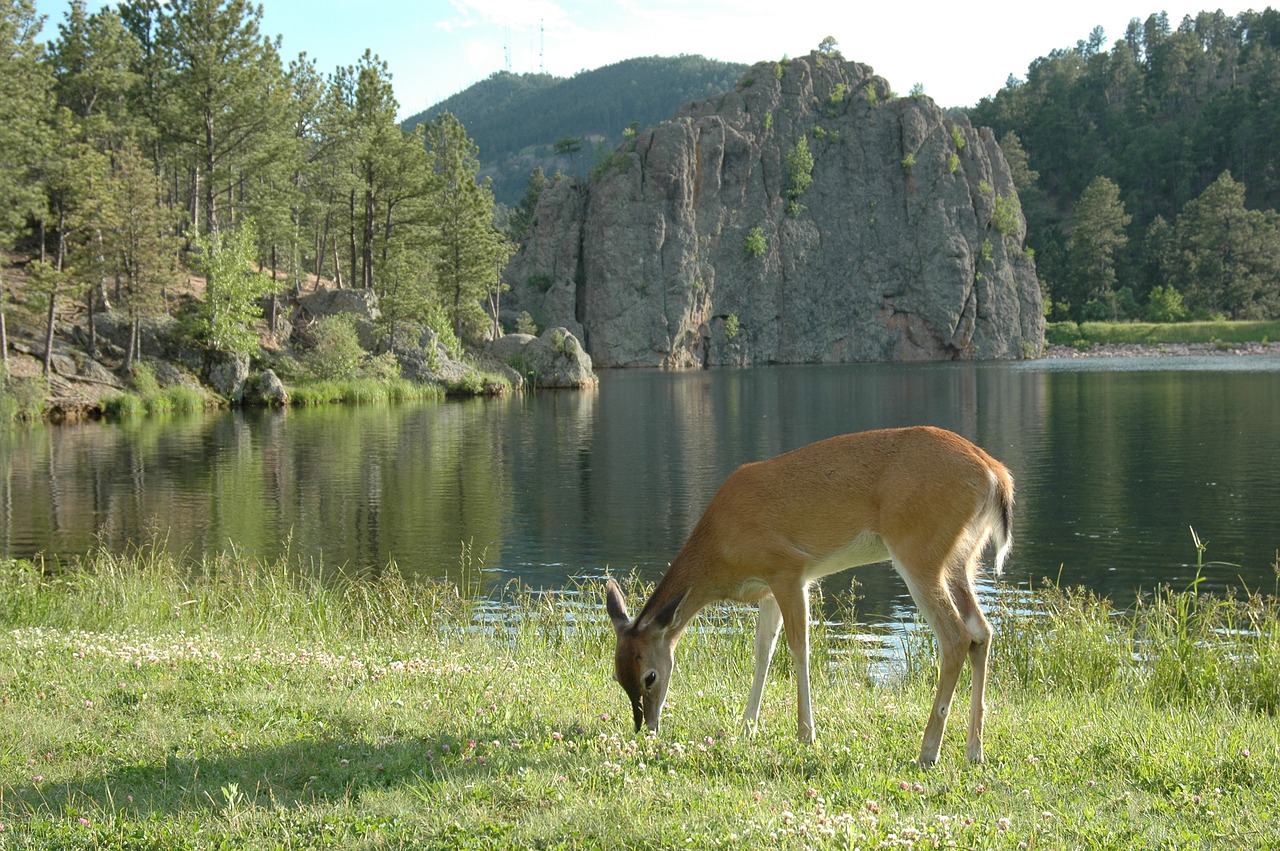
[1,550,1277,849]
[1046,319,1280,348]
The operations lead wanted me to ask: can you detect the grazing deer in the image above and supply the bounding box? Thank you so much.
[604,426,1013,766]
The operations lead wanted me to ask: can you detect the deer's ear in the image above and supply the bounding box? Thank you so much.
[645,589,687,633]
[604,578,631,631]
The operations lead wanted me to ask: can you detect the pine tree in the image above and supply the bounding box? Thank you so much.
[508,166,547,246]
[108,140,181,369]
[154,0,288,236]
[1065,176,1131,319]
[1174,172,1280,319]
[426,112,513,340]
[1,0,55,371]
[49,1,141,146]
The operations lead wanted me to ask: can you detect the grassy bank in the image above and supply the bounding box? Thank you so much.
[1047,319,1280,349]
[1,551,1277,848]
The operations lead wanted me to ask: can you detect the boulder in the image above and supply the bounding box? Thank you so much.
[205,351,250,402]
[294,287,381,321]
[254,369,289,406]
[519,328,597,389]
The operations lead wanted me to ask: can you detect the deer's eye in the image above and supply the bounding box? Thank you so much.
[643,671,657,690]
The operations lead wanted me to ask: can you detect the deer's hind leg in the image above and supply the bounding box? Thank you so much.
[891,552,974,767]
[947,558,993,763]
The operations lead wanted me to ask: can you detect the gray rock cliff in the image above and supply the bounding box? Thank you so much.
[505,50,1045,367]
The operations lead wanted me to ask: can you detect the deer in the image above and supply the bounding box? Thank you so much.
[604,426,1014,767]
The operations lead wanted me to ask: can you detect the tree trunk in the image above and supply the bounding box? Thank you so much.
[124,312,138,373]
[361,176,376,290]
[1,297,8,375]
[347,189,357,290]
[190,165,201,238]
[1,265,9,374]
[204,112,218,235]
[268,244,279,333]
[43,214,68,378]
[315,202,332,286]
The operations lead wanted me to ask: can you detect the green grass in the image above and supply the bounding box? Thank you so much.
[1047,319,1280,348]
[99,385,210,419]
[1,550,1278,848]
[285,377,443,406]
[0,371,48,423]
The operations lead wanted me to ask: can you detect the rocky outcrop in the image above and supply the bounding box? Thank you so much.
[488,327,597,389]
[505,50,1045,367]
[293,287,381,349]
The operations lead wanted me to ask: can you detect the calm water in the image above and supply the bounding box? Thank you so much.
[3,357,1279,619]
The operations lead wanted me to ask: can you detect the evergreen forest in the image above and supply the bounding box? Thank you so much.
[1,0,512,386]
[969,8,1280,322]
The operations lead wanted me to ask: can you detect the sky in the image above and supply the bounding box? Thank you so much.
[34,0,1252,120]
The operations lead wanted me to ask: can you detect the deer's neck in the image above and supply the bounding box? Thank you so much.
[636,528,735,638]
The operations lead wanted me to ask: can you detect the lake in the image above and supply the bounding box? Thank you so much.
[3,356,1278,621]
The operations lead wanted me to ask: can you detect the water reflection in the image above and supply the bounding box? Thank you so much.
[3,357,1278,617]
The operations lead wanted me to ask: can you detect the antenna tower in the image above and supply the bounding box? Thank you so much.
[540,19,545,74]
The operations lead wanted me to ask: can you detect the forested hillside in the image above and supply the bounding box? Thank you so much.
[969,8,1280,321]
[1,0,511,400]
[402,56,748,204]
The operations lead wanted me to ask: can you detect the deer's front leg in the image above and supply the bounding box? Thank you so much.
[742,595,783,733]
[773,584,815,743]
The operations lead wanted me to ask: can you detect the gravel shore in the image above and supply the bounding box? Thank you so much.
[1043,340,1280,359]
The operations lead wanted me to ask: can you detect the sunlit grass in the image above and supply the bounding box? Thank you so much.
[285,377,443,406]
[1,548,1278,848]
[1047,319,1280,348]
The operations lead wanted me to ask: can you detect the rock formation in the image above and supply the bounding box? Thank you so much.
[505,50,1045,367]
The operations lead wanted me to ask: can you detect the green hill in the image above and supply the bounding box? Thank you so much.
[403,56,748,204]
[967,8,1280,321]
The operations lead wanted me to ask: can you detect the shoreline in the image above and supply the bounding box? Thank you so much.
[1042,340,1280,359]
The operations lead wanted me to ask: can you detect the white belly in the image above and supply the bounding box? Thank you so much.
[802,532,891,582]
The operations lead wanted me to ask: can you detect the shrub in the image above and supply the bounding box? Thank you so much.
[1,372,48,423]
[362,351,402,382]
[784,137,814,202]
[422,304,464,360]
[724,314,740,342]
[950,125,966,149]
[743,227,767,258]
[305,315,366,381]
[131,362,161,396]
[515,311,538,336]
[527,272,555,293]
[947,153,960,174]
[1145,285,1188,323]
[901,152,915,172]
[992,194,1021,237]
